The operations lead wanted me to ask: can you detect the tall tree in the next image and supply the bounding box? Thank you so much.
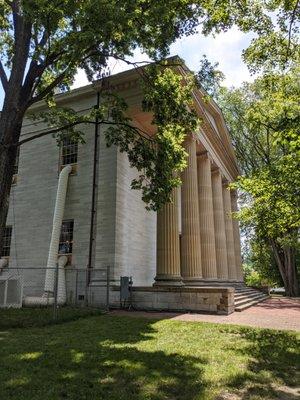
[207,0,300,295]
[0,0,271,255]
[218,67,300,296]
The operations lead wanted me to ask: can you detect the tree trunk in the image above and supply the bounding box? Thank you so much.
[284,246,299,297]
[271,240,299,297]
[0,108,23,256]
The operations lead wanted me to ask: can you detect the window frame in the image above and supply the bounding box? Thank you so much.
[58,219,74,257]
[60,137,78,171]
[1,226,12,258]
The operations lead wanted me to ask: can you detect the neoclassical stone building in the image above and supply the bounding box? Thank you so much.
[2,59,254,313]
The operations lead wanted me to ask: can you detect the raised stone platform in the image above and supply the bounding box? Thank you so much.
[111,286,235,315]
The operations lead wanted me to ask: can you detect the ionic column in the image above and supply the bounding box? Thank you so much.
[155,187,183,286]
[222,181,237,280]
[181,135,202,281]
[231,190,244,282]
[211,169,228,280]
[197,153,218,279]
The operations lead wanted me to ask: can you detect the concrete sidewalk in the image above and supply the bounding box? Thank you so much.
[109,297,300,331]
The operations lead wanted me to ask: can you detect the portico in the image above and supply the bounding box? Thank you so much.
[155,132,243,287]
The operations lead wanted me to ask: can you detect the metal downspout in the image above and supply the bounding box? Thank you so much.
[87,91,101,285]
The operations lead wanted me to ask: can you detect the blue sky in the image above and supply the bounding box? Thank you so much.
[0,27,255,108]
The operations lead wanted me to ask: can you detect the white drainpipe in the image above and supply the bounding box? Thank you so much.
[44,165,72,294]
[24,165,72,307]
[57,255,68,304]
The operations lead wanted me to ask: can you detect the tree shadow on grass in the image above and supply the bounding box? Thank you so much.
[0,315,208,400]
[223,326,300,399]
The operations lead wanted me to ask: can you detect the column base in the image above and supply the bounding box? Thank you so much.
[183,279,244,287]
[153,274,184,286]
[182,276,203,285]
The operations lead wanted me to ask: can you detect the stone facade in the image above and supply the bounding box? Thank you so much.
[4,61,243,313]
[111,286,235,315]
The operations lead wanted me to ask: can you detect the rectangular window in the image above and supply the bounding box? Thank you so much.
[61,137,78,166]
[58,220,74,254]
[2,226,12,257]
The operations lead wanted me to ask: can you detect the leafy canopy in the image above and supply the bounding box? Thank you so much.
[228,67,300,259]
[0,0,276,210]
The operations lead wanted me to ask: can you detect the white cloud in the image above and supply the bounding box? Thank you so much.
[170,26,256,86]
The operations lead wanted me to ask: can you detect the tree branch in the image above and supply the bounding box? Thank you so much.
[0,60,8,92]
[28,69,68,106]
[286,0,300,62]
[16,119,153,147]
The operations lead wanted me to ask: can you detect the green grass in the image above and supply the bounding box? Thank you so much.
[0,311,299,400]
[0,306,102,329]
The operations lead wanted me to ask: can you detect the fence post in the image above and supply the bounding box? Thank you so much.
[85,268,89,307]
[106,266,110,311]
[75,270,78,307]
[53,264,59,321]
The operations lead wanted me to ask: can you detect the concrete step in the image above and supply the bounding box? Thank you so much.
[235,295,269,311]
[234,291,266,301]
[235,293,268,307]
[235,288,262,295]
[235,288,260,293]
[234,288,265,296]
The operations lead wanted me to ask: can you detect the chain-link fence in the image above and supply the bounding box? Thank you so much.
[0,265,110,326]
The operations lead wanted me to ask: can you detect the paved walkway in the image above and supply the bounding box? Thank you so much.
[110,297,300,331]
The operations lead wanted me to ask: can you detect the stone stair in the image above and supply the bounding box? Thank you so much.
[234,286,269,311]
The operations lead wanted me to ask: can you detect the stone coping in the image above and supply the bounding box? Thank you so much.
[112,285,234,293]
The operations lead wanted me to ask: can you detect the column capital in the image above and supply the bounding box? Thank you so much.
[222,178,230,187]
[184,133,198,143]
[211,166,220,175]
[196,150,213,164]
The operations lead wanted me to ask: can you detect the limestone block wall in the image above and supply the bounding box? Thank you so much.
[93,129,118,271]
[113,150,156,286]
[6,130,71,295]
[5,97,156,295]
[5,93,120,296]
[110,286,235,315]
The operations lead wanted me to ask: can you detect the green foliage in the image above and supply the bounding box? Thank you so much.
[0,0,279,212]
[243,0,300,72]
[219,65,300,243]
[221,66,300,294]
[196,55,225,97]
[142,66,199,207]
[243,239,283,288]
[245,269,264,288]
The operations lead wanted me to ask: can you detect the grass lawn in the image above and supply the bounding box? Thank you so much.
[0,306,102,329]
[0,310,299,400]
